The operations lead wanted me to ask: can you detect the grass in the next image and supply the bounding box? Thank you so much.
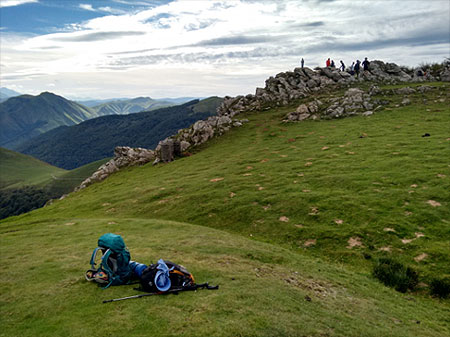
[1,82,449,336]
[44,158,110,195]
[1,218,449,337]
[0,148,66,189]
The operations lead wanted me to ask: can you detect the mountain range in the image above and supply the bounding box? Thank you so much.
[0,91,205,151]
[16,97,223,169]
[0,87,21,102]
[0,92,99,149]
[88,96,174,115]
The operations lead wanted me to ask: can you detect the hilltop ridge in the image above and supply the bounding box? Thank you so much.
[75,60,450,191]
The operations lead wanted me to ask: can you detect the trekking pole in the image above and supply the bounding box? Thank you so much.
[102,283,219,303]
[103,289,179,303]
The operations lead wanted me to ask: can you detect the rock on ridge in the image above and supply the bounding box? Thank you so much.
[216,60,442,118]
[285,86,381,121]
[75,115,249,191]
[75,146,155,191]
[74,59,449,192]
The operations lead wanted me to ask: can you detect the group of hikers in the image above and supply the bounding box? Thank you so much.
[300,57,370,77]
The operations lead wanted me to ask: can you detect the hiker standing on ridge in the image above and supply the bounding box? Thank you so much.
[330,60,335,68]
[362,57,370,71]
[326,58,331,67]
[301,58,304,68]
[340,60,345,72]
[354,60,361,77]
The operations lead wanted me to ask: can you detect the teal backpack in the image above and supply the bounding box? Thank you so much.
[85,233,133,288]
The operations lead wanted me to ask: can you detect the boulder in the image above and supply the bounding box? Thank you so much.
[440,67,450,82]
[396,87,416,95]
[296,104,310,114]
[75,146,155,191]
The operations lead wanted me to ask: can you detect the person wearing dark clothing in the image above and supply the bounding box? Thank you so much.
[362,57,370,71]
[340,60,345,72]
[354,60,361,77]
[330,60,335,68]
[301,58,304,68]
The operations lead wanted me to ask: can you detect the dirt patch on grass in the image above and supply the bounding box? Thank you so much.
[210,177,224,182]
[347,237,363,249]
[427,200,441,207]
[308,207,319,215]
[379,246,392,252]
[304,239,317,247]
[414,253,428,262]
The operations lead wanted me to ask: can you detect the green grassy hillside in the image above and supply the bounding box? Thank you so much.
[0,147,66,189]
[1,82,449,336]
[43,158,110,196]
[0,154,109,220]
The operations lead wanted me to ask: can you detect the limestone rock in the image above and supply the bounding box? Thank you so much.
[396,87,416,95]
[75,146,155,191]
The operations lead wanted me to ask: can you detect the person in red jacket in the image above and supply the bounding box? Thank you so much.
[326,58,331,67]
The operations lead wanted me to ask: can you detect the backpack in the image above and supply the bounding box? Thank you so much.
[139,259,195,293]
[85,233,133,288]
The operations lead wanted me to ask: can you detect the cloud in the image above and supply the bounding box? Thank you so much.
[98,6,127,15]
[1,0,449,99]
[51,31,146,42]
[0,0,37,7]
[193,35,282,47]
[79,3,126,15]
[79,4,95,12]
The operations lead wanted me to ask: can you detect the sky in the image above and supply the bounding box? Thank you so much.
[1,0,449,100]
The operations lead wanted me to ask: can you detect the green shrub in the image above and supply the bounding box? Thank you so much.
[430,278,450,299]
[373,258,419,293]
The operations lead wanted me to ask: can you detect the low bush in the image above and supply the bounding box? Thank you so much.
[372,258,419,293]
[430,277,450,299]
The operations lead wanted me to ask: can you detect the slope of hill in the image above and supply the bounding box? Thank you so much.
[0,82,448,336]
[0,147,66,189]
[0,153,109,220]
[17,97,223,169]
[0,92,97,149]
[0,87,21,102]
[90,97,174,115]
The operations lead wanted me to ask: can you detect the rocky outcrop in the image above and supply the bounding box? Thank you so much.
[216,60,430,118]
[285,86,381,121]
[76,116,249,190]
[152,115,248,165]
[75,60,448,192]
[75,146,155,190]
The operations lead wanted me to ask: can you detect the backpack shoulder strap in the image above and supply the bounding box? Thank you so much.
[90,247,103,269]
[101,249,114,289]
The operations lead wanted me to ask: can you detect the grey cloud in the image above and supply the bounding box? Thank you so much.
[304,30,450,54]
[185,19,216,32]
[193,35,282,47]
[2,72,48,80]
[108,34,287,55]
[287,21,325,29]
[143,13,173,23]
[51,31,146,42]
[36,46,62,50]
[108,46,295,67]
